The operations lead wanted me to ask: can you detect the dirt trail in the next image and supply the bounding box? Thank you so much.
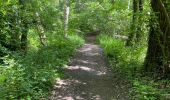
[49,36,129,100]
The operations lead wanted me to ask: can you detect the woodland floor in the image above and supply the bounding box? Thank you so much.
[49,35,129,100]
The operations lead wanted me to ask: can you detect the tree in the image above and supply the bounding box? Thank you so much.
[64,0,70,37]
[19,0,29,52]
[144,0,170,78]
[35,12,46,46]
[128,0,131,10]
[126,0,143,46]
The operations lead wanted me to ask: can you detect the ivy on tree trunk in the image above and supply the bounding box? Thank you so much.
[144,0,170,78]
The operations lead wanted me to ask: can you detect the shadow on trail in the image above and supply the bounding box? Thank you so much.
[50,36,129,100]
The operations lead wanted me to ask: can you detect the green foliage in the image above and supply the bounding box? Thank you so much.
[99,34,125,60]
[69,0,132,35]
[98,34,170,99]
[1,0,169,99]
[98,34,145,77]
[0,0,86,98]
[0,57,25,99]
[131,79,164,100]
[0,0,61,51]
[0,34,84,99]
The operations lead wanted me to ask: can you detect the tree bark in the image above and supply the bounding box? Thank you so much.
[126,0,138,46]
[128,0,131,10]
[19,0,28,52]
[20,30,28,52]
[35,12,46,46]
[144,0,170,78]
[126,0,144,46]
[64,0,70,37]
[136,0,143,42]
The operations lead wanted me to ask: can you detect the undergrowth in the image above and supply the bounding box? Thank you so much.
[0,33,84,99]
[98,34,170,100]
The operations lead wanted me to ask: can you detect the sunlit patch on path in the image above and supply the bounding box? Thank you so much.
[49,36,129,100]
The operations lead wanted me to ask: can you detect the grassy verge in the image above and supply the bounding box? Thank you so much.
[98,34,170,100]
[0,33,84,99]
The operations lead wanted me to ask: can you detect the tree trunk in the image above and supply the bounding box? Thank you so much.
[128,0,131,10]
[10,31,20,51]
[35,12,46,46]
[64,0,70,37]
[19,0,28,52]
[144,0,170,78]
[126,0,138,46]
[126,0,144,46]
[20,31,28,52]
[136,0,143,42]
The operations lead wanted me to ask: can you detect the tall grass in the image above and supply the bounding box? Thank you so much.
[98,34,146,77]
[98,34,168,100]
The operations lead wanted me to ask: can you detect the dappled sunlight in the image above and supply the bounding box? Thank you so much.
[96,71,106,76]
[76,60,98,65]
[50,78,105,100]
[78,47,92,52]
[66,65,107,76]
[50,76,116,100]
[78,44,99,53]
[49,42,121,100]
[88,53,101,56]
[1,0,161,99]
[67,66,94,72]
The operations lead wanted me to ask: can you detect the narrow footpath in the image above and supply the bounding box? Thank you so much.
[50,36,129,100]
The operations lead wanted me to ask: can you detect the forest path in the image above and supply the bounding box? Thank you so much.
[49,35,129,100]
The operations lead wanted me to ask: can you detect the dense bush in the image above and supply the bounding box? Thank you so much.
[98,34,170,100]
[0,0,86,99]
[0,34,84,99]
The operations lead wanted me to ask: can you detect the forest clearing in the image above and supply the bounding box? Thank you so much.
[0,0,170,100]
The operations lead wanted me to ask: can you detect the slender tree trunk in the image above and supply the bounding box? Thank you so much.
[19,0,28,52]
[126,0,144,46]
[64,0,70,37]
[136,0,143,42]
[126,0,138,46]
[35,12,46,46]
[128,0,131,10]
[10,31,20,51]
[20,30,28,52]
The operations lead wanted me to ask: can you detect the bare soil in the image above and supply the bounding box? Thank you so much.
[49,35,129,100]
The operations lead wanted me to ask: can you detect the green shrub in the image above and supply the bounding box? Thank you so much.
[0,34,84,99]
[98,34,168,99]
[131,80,164,100]
[99,34,125,60]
